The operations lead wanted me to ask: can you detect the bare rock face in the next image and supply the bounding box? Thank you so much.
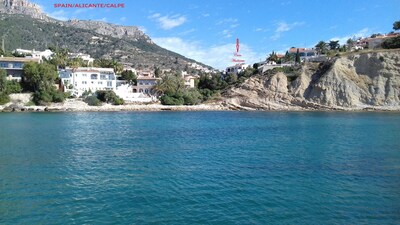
[63,19,150,41]
[223,50,400,111]
[1,0,150,41]
[0,0,50,21]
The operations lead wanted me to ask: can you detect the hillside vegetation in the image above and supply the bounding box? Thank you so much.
[0,14,208,70]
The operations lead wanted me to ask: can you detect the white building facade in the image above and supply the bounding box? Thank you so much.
[226,63,248,75]
[59,67,116,97]
[13,49,54,61]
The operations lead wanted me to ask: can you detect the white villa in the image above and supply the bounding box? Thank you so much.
[68,53,94,65]
[59,67,117,97]
[226,63,248,75]
[59,67,156,102]
[13,49,54,61]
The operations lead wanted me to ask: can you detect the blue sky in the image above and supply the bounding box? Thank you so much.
[32,0,400,69]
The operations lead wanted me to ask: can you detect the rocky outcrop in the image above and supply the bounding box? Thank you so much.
[0,0,50,21]
[63,19,151,42]
[1,0,149,41]
[223,50,400,111]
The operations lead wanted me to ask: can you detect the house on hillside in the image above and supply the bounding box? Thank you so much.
[357,33,400,49]
[288,47,317,61]
[132,69,160,94]
[68,53,94,65]
[13,49,53,61]
[59,67,116,97]
[226,63,248,75]
[0,56,40,81]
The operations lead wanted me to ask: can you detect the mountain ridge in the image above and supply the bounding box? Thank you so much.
[0,0,213,71]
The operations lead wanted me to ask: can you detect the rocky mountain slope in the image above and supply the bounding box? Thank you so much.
[222,50,400,111]
[0,0,49,21]
[0,0,211,71]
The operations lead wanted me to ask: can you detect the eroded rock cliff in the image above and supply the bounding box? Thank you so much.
[222,50,400,110]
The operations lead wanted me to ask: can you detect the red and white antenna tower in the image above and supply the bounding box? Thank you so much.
[232,38,245,64]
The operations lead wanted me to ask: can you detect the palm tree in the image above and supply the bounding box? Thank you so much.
[153,73,184,96]
[315,41,327,55]
[267,51,278,63]
[329,40,340,50]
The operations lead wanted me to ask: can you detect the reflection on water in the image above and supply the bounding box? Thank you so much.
[1,112,400,224]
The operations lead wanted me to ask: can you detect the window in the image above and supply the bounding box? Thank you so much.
[91,74,98,80]
[98,81,103,85]
[82,81,87,84]
[13,62,23,68]
[107,81,112,87]
[82,74,87,77]
[100,74,107,80]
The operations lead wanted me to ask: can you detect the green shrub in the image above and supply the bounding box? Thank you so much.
[382,36,400,49]
[32,88,65,105]
[0,92,10,105]
[52,91,65,103]
[5,81,22,94]
[80,90,92,98]
[96,90,124,105]
[84,96,102,106]
[199,88,215,101]
[160,94,184,105]
[183,89,202,105]
[33,90,52,105]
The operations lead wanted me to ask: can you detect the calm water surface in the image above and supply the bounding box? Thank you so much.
[0,111,400,224]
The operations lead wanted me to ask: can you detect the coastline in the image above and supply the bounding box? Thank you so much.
[1,93,400,112]
[1,100,400,113]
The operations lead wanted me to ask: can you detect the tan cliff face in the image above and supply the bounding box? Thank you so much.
[222,50,400,111]
[0,0,150,41]
[0,0,49,21]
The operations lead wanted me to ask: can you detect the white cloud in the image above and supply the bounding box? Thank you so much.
[179,28,196,36]
[271,21,304,40]
[149,13,161,19]
[153,37,265,70]
[73,8,90,15]
[120,17,127,22]
[150,13,187,30]
[138,26,147,34]
[47,10,68,21]
[330,28,371,44]
[216,18,238,25]
[99,17,107,22]
[221,29,232,38]
[202,13,210,17]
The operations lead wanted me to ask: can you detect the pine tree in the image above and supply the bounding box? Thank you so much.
[295,49,300,64]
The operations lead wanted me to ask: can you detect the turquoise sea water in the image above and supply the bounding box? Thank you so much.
[0,111,400,224]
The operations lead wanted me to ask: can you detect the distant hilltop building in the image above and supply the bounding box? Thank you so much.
[288,47,317,59]
[68,53,94,65]
[13,48,53,61]
[226,64,248,75]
